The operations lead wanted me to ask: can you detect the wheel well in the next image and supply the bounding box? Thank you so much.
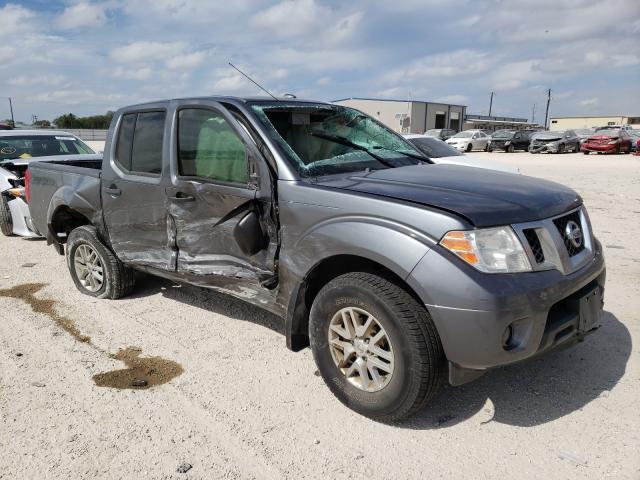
[287,254,423,351]
[50,206,91,243]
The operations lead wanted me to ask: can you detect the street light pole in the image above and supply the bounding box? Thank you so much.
[8,97,15,127]
[488,92,494,117]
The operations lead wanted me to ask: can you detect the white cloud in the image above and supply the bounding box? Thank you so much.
[27,89,131,106]
[578,98,599,107]
[55,2,107,29]
[384,50,492,84]
[0,4,35,38]
[166,51,207,70]
[112,66,154,81]
[7,74,67,87]
[110,41,186,64]
[436,95,469,104]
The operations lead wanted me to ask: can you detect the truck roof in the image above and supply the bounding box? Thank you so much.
[123,96,332,110]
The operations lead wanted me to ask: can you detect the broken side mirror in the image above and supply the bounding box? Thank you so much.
[233,210,267,256]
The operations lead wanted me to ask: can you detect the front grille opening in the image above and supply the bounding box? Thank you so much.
[553,211,586,257]
[523,228,545,263]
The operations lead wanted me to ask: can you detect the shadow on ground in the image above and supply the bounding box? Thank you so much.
[126,273,284,335]
[125,275,631,429]
[402,311,631,429]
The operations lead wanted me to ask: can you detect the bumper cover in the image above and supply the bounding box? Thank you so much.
[582,144,616,153]
[407,238,606,385]
[6,197,40,237]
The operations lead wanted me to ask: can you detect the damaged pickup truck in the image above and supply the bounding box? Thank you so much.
[27,97,606,421]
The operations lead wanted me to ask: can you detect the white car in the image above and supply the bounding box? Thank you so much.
[0,130,97,237]
[403,134,519,174]
[445,129,490,152]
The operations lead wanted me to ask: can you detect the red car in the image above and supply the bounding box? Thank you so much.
[582,128,633,154]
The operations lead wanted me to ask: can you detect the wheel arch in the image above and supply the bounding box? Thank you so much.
[285,254,426,352]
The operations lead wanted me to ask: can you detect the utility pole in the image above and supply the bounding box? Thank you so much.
[531,103,536,124]
[488,91,494,117]
[8,97,15,127]
[544,89,551,130]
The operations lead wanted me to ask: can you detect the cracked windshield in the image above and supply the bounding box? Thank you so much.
[252,104,425,177]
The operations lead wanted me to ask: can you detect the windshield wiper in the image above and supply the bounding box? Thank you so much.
[370,146,429,163]
[309,132,396,168]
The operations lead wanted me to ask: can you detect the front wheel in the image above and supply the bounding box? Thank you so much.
[0,195,14,236]
[66,225,135,299]
[309,272,445,421]
[466,143,472,152]
[558,144,565,154]
[506,144,515,153]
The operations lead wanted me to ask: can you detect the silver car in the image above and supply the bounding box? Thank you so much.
[0,130,96,237]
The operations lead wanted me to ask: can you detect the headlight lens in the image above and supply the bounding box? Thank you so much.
[504,141,511,145]
[440,227,532,273]
[607,140,617,145]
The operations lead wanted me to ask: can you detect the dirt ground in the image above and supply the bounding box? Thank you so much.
[1,152,638,479]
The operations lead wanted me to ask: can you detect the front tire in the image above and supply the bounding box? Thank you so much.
[0,195,14,236]
[558,144,565,154]
[309,272,445,421]
[466,143,472,152]
[66,225,135,299]
[506,144,515,153]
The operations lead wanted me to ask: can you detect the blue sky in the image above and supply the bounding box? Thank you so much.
[1,0,639,123]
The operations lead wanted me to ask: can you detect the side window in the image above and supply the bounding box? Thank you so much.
[131,111,165,174]
[178,108,248,184]
[115,113,136,171]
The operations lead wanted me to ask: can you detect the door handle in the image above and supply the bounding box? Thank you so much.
[168,193,195,202]
[104,185,121,197]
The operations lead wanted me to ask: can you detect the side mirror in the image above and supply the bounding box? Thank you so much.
[233,210,267,256]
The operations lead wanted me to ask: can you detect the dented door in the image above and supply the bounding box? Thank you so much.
[167,103,278,293]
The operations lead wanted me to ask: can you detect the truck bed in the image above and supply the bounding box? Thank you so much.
[27,154,104,240]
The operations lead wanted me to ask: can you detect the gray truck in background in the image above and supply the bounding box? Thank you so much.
[26,97,606,421]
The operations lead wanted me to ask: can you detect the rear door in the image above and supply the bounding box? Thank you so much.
[102,108,175,270]
[167,101,278,290]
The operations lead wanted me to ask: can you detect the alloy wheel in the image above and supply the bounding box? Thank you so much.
[328,307,395,392]
[74,244,104,292]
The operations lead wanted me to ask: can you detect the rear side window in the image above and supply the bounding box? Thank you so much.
[114,111,165,174]
[177,108,247,184]
[131,111,165,174]
[114,113,136,171]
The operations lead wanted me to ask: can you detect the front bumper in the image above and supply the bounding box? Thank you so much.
[6,196,41,237]
[582,144,616,153]
[407,238,606,385]
[529,143,558,153]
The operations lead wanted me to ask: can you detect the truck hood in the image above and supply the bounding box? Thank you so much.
[317,164,581,227]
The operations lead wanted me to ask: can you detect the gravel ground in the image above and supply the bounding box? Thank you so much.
[1,151,638,479]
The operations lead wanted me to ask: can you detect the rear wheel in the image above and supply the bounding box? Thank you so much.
[309,272,445,421]
[66,225,135,299]
[0,195,14,236]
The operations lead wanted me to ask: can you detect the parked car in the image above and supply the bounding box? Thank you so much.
[574,128,595,146]
[424,128,457,141]
[487,130,533,152]
[404,134,518,173]
[581,128,633,154]
[0,130,96,237]
[444,129,490,152]
[0,123,13,130]
[27,97,605,421]
[529,130,581,154]
[627,130,640,153]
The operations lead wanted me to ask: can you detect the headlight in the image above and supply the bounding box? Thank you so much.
[546,143,557,148]
[504,141,511,145]
[607,140,617,145]
[440,227,532,273]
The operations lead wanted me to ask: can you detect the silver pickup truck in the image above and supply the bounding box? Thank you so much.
[27,97,606,421]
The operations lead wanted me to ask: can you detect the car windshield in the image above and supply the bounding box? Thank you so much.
[532,131,563,140]
[595,128,621,137]
[491,131,514,139]
[451,131,473,138]
[407,137,464,157]
[251,103,425,177]
[574,129,594,136]
[424,129,442,137]
[0,134,94,160]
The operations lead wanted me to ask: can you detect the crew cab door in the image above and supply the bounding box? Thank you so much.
[102,108,175,270]
[167,102,278,290]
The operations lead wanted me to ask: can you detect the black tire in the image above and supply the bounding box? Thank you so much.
[506,144,515,153]
[484,144,489,152]
[558,144,565,154]
[66,225,135,299]
[309,272,445,421]
[583,150,589,155]
[465,143,472,152]
[0,195,14,236]
[615,144,621,154]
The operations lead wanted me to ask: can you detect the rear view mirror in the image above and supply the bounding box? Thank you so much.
[233,210,267,256]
